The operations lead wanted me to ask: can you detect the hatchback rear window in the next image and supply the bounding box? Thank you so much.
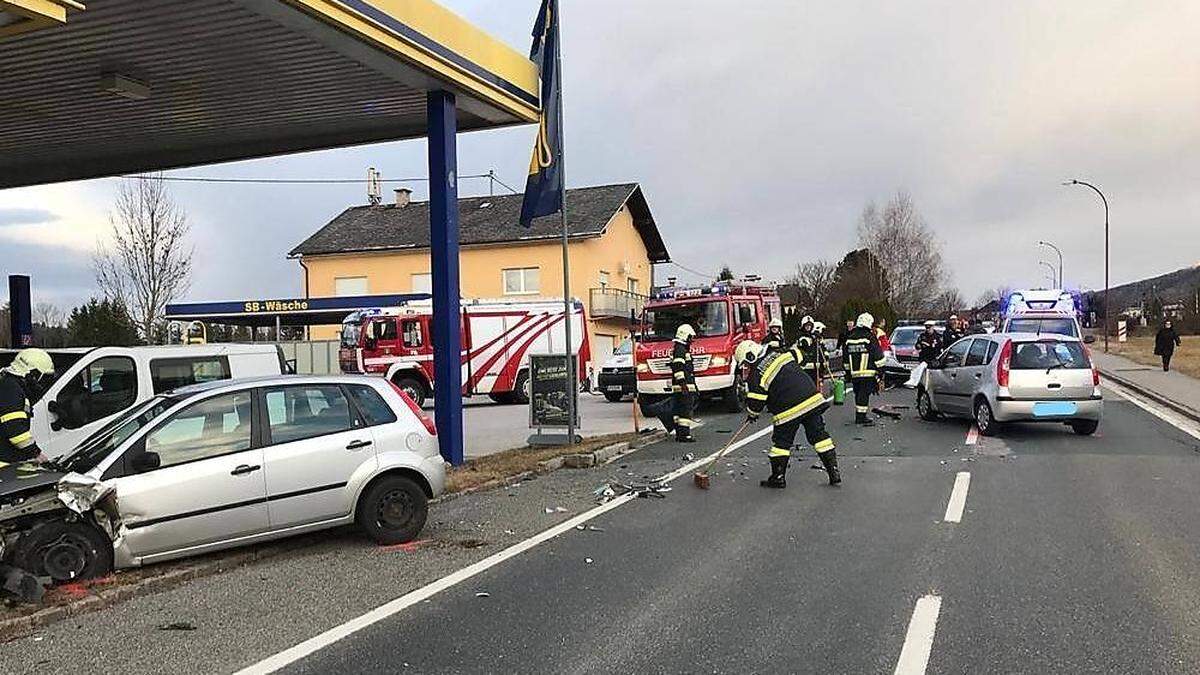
[1006,317,1078,337]
[1011,341,1090,370]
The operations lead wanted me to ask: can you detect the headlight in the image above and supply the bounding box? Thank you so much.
[636,362,649,373]
[710,356,728,368]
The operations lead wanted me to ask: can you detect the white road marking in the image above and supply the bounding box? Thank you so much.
[964,426,979,445]
[1102,381,1200,441]
[894,595,943,675]
[943,472,971,523]
[234,424,774,675]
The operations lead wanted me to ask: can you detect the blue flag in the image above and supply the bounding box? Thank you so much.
[519,0,563,227]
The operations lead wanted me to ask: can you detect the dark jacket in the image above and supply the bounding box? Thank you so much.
[671,338,695,393]
[0,374,39,463]
[844,326,885,379]
[916,330,942,364]
[941,327,964,350]
[763,329,785,353]
[1155,327,1181,356]
[792,330,820,372]
[746,351,826,425]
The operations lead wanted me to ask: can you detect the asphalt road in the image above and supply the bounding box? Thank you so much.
[451,393,640,458]
[7,385,1200,674]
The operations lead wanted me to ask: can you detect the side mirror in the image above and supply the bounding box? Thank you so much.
[130,450,161,473]
[52,394,87,431]
[1083,335,1096,344]
[47,399,63,431]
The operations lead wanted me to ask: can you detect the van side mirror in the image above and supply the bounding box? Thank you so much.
[50,393,86,431]
[130,450,161,473]
[1083,335,1096,344]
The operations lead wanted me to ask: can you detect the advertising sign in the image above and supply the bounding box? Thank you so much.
[529,353,579,429]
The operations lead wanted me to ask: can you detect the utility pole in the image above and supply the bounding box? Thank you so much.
[1064,180,1109,352]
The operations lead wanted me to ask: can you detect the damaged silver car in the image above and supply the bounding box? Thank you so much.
[0,375,445,588]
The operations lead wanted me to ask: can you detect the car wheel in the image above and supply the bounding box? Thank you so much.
[1071,419,1099,436]
[510,371,531,405]
[10,520,113,582]
[394,376,427,408]
[975,398,1000,436]
[603,391,624,403]
[357,475,429,545]
[917,388,939,421]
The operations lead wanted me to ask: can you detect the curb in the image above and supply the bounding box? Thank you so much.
[0,542,290,643]
[1099,368,1200,424]
[562,430,666,469]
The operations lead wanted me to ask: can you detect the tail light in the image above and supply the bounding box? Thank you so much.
[1084,345,1100,386]
[996,339,1012,387]
[389,381,437,436]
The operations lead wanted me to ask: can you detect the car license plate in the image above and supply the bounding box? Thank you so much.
[1033,401,1077,417]
[606,385,623,392]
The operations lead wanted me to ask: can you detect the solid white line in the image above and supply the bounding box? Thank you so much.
[1102,380,1200,441]
[964,426,979,445]
[894,595,943,675]
[942,471,970,523]
[234,424,774,675]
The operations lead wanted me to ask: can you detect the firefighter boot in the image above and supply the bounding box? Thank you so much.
[759,456,788,489]
[675,425,696,443]
[855,411,875,426]
[818,449,842,486]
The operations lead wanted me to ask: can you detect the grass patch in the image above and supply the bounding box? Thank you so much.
[1108,335,1200,380]
[446,432,643,494]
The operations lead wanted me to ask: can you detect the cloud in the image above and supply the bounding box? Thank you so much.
[0,208,56,227]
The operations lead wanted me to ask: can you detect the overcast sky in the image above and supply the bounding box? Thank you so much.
[3,0,1199,310]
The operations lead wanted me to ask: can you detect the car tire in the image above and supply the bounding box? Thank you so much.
[9,519,113,582]
[917,388,939,421]
[394,376,427,408]
[721,373,746,413]
[357,475,429,545]
[1071,419,1099,436]
[603,391,624,403]
[974,398,1000,437]
[488,392,514,405]
[510,371,531,405]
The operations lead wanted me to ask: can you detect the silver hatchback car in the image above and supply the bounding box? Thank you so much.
[0,375,445,582]
[916,332,1103,436]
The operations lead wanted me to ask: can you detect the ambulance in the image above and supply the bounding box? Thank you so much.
[339,298,589,406]
[1001,289,1092,342]
[634,282,781,412]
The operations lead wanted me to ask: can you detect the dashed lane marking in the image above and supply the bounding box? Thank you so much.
[894,595,943,675]
[943,471,971,523]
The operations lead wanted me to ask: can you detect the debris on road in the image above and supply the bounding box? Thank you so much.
[1,563,45,604]
[475,592,490,599]
[584,558,594,564]
[594,481,671,503]
[157,621,197,631]
[872,406,903,420]
[682,453,695,462]
[574,525,605,533]
[543,506,570,514]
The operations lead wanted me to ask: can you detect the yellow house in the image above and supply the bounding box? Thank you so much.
[290,183,670,374]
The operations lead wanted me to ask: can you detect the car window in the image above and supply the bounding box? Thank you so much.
[143,392,253,469]
[57,356,139,426]
[1005,317,1078,337]
[1011,341,1090,370]
[150,356,231,394]
[615,339,632,355]
[941,340,972,368]
[964,339,990,367]
[347,385,397,426]
[265,385,357,444]
[891,329,921,346]
[986,341,999,363]
[401,320,423,349]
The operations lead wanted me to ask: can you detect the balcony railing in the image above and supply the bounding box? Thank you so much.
[590,287,648,320]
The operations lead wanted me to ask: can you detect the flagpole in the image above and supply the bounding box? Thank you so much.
[554,0,575,445]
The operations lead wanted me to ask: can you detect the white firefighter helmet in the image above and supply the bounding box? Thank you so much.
[675,323,696,341]
[734,339,765,366]
[5,348,54,379]
[856,312,875,329]
[768,318,783,330]
[813,321,826,333]
[924,320,936,327]
[801,314,814,327]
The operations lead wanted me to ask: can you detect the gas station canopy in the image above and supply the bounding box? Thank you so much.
[0,0,539,188]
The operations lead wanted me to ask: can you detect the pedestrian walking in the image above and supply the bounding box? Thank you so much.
[844,313,886,425]
[735,340,840,488]
[670,323,698,442]
[1154,320,1182,372]
[0,349,56,464]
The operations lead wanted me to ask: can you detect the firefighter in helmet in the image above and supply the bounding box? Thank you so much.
[844,312,886,425]
[791,315,821,386]
[0,348,56,463]
[735,340,840,488]
[763,317,785,352]
[670,323,698,443]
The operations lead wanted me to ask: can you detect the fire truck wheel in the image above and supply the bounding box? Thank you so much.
[511,371,531,405]
[393,376,427,408]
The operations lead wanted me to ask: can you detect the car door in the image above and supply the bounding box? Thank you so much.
[108,390,268,560]
[260,384,377,529]
[960,338,992,399]
[38,354,140,458]
[930,339,972,414]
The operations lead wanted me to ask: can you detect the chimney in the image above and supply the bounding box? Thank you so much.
[394,187,412,207]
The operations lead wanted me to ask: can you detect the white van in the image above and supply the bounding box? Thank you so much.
[0,344,287,458]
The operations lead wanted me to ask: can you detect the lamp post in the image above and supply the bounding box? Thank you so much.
[1039,261,1057,287]
[1038,240,1063,287]
[1064,179,1109,352]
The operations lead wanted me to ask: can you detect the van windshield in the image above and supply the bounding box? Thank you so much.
[1006,317,1078,337]
[1011,341,1090,370]
[340,322,361,348]
[643,300,729,341]
[57,395,179,473]
[891,329,921,346]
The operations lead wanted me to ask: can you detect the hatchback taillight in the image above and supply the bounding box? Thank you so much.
[389,381,437,436]
[996,339,1012,387]
[1084,345,1100,386]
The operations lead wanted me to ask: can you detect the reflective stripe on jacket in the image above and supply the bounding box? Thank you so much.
[844,326,885,378]
[746,351,825,424]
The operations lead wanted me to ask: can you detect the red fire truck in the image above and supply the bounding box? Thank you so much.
[635,282,781,412]
[339,298,589,407]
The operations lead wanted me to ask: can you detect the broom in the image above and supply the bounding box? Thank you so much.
[693,418,754,489]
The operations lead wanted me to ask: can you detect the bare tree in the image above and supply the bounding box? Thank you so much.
[974,286,1010,309]
[788,260,837,314]
[932,289,965,317]
[857,192,948,317]
[33,302,66,328]
[95,176,194,340]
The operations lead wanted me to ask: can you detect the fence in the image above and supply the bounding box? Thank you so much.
[274,340,341,374]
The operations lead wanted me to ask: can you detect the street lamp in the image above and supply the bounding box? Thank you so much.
[1064,179,1109,352]
[1038,240,1063,287]
[1039,261,1057,287]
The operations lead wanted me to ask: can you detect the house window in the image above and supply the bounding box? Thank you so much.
[334,276,369,296]
[503,267,540,295]
[627,278,640,295]
[598,271,609,288]
[411,273,432,294]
